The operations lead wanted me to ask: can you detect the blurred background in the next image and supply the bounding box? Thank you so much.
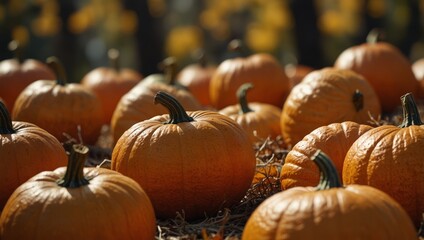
[1,0,424,82]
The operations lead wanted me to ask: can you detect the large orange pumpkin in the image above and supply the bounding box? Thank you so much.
[111,91,256,220]
[81,49,143,125]
[0,100,67,209]
[334,30,418,113]
[243,151,417,240]
[0,41,55,112]
[0,144,156,240]
[343,92,424,227]
[209,41,290,109]
[281,121,372,190]
[281,67,381,147]
[12,57,103,144]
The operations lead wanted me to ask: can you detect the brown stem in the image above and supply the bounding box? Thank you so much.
[237,83,253,114]
[46,56,67,86]
[154,91,194,124]
[366,28,385,44]
[398,93,423,128]
[158,57,177,85]
[352,89,364,112]
[312,150,343,190]
[8,40,23,64]
[227,39,247,57]
[57,144,90,188]
[108,48,121,72]
[0,101,15,134]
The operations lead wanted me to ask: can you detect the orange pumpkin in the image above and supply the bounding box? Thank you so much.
[281,121,372,190]
[281,67,381,147]
[243,151,417,240]
[0,144,156,240]
[176,50,216,107]
[219,83,282,143]
[12,57,103,144]
[111,91,256,220]
[0,41,55,112]
[334,30,418,113]
[81,49,143,125]
[343,92,424,227]
[209,40,290,109]
[0,100,67,208]
[285,63,314,88]
[412,58,424,99]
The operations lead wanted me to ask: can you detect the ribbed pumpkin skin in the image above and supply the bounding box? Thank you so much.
[219,102,281,143]
[242,185,417,240]
[281,121,372,190]
[111,111,256,220]
[0,121,67,208]
[280,68,381,147]
[111,82,203,142]
[81,67,142,124]
[334,42,418,113]
[0,167,156,240]
[12,80,103,144]
[209,53,290,109]
[0,59,55,112]
[343,125,424,227]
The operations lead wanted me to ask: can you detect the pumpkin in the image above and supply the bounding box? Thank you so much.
[0,40,55,112]
[176,50,216,107]
[0,100,67,209]
[280,67,381,147]
[285,63,314,88]
[111,91,256,220]
[12,57,103,144]
[280,121,372,190]
[81,48,143,125]
[334,29,418,113]
[412,58,424,99]
[219,82,282,143]
[110,64,203,143]
[0,144,156,240]
[343,92,424,227]
[242,151,417,240]
[209,40,291,109]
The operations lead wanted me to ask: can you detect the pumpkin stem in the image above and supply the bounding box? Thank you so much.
[46,56,67,86]
[0,101,15,134]
[227,39,247,57]
[398,93,423,128]
[57,144,90,188]
[237,83,253,114]
[312,150,343,190]
[108,48,121,72]
[352,89,364,112]
[366,28,385,44]
[8,40,23,64]
[154,91,194,124]
[160,57,177,85]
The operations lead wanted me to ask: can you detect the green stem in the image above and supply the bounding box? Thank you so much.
[46,56,67,86]
[0,101,15,134]
[352,89,364,112]
[366,28,385,44]
[8,40,23,64]
[108,48,121,72]
[154,91,194,124]
[57,144,90,188]
[312,150,343,190]
[398,93,423,128]
[237,83,253,114]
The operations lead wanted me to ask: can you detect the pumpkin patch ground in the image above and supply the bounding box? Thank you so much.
[64,101,424,239]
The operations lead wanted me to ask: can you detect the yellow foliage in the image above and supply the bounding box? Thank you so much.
[166,26,203,59]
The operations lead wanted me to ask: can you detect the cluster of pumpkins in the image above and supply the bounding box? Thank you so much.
[0,30,423,239]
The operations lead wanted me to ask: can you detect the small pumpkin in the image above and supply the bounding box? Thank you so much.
[242,151,417,240]
[0,100,67,209]
[343,92,424,227]
[12,57,103,144]
[0,40,55,112]
[209,40,291,109]
[412,58,424,99]
[219,82,282,143]
[334,29,418,113]
[281,121,372,190]
[280,67,381,147]
[176,50,216,107]
[81,49,143,125]
[0,144,156,240]
[285,63,314,88]
[111,91,256,220]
